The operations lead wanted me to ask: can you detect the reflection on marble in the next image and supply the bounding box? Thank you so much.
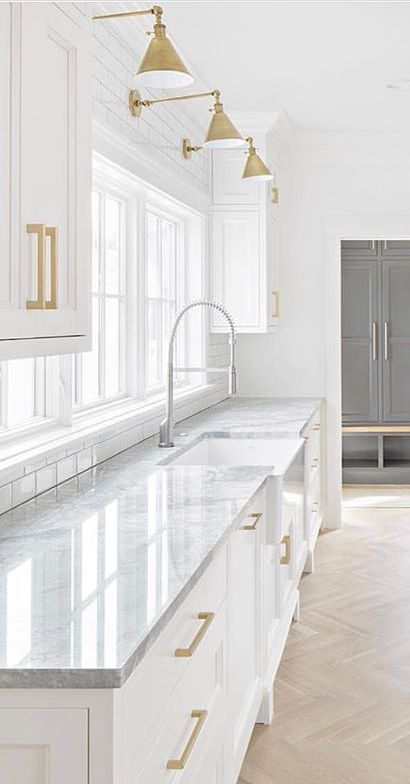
[0,397,320,688]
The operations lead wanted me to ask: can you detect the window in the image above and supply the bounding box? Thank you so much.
[0,156,205,445]
[73,190,126,409]
[145,210,186,393]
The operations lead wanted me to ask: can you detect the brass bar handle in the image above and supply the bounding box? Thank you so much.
[280,534,291,565]
[313,422,320,431]
[372,321,377,361]
[45,226,58,310]
[311,458,319,469]
[241,512,263,531]
[174,613,215,658]
[311,501,319,513]
[26,223,46,309]
[384,321,389,360]
[166,709,208,770]
[272,290,280,318]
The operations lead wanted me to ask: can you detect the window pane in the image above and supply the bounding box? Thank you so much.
[146,213,161,298]
[147,300,162,389]
[162,220,176,300]
[81,297,100,404]
[7,359,36,425]
[92,190,100,294]
[105,195,121,295]
[105,298,121,397]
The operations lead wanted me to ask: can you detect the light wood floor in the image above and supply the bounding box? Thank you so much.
[238,491,410,783]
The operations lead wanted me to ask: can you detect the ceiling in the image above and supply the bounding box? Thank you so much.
[160,1,410,132]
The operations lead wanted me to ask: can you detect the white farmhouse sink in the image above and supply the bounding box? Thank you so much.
[165,437,303,472]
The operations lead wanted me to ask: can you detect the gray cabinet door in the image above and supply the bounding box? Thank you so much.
[382,260,410,421]
[381,240,410,258]
[341,240,377,257]
[342,259,378,422]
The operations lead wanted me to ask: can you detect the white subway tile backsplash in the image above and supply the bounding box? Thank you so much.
[57,455,78,484]
[36,465,57,495]
[12,475,36,507]
[77,448,93,474]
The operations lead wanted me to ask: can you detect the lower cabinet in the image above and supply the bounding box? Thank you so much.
[0,708,88,784]
[0,411,324,784]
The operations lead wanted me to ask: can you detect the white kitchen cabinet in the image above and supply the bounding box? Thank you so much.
[0,708,88,784]
[228,507,263,781]
[0,2,91,359]
[303,409,324,573]
[211,147,280,334]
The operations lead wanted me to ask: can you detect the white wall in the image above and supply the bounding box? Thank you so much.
[237,129,410,523]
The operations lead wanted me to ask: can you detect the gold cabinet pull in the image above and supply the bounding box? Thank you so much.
[26,223,58,310]
[271,186,279,204]
[241,512,263,531]
[272,289,280,318]
[166,709,208,770]
[26,223,46,309]
[313,423,320,431]
[174,613,215,658]
[280,534,291,565]
[45,226,58,309]
[311,457,319,468]
[311,501,318,513]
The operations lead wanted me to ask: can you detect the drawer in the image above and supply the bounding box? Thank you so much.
[133,602,228,783]
[121,545,227,775]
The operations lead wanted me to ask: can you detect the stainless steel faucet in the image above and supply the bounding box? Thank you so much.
[159,300,237,447]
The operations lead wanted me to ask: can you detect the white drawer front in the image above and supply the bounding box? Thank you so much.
[122,547,227,780]
[132,604,228,784]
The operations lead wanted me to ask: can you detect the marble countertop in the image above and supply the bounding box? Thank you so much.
[0,397,320,688]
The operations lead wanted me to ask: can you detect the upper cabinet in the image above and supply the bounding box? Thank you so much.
[210,134,281,334]
[0,2,91,358]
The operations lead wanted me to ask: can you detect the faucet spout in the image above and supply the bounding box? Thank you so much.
[159,300,237,447]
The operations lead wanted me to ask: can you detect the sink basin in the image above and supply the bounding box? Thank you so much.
[164,437,303,471]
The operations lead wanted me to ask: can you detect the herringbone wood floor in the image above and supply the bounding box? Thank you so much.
[238,492,410,783]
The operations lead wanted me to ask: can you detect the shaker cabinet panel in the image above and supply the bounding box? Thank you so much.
[212,149,259,205]
[0,2,91,358]
[382,260,410,421]
[341,259,378,423]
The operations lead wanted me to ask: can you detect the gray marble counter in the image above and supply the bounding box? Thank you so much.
[0,397,320,688]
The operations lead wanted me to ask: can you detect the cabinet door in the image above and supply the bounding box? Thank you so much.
[382,260,410,421]
[381,240,410,257]
[0,708,88,784]
[212,210,261,331]
[341,239,377,257]
[341,258,379,422]
[212,150,259,205]
[228,522,261,779]
[0,3,91,356]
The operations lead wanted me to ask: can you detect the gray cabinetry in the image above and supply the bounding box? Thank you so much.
[382,260,410,421]
[341,259,378,422]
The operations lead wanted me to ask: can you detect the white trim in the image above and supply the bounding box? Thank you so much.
[325,214,410,528]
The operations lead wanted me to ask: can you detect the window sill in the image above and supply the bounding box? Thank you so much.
[0,382,220,478]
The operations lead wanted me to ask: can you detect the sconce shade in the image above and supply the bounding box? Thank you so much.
[203,98,245,149]
[136,22,193,88]
[242,140,273,181]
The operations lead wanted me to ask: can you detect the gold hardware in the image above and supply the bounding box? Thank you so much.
[182,138,203,160]
[271,186,280,203]
[93,6,193,90]
[242,137,273,181]
[26,224,58,310]
[166,709,208,770]
[26,224,46,309]
[311,501,318,513]
[128,88,244,150]
[311,458,319,468]
[45,226,58,310]
[313,422,320,431]
[174,613,215,657]
[280,534,291,565]
[241,512,263,531]
[272,290,280,318]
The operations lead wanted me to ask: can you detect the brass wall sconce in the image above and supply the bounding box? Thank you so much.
[129,88,244,149]
[241,137,273,182]
[93,5,192,88]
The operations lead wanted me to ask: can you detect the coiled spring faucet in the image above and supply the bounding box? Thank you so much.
[159,300,237,447]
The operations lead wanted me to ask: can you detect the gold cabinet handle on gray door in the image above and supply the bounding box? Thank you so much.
[272,290,280,318]
[45,226,58,310]
[26,224,46,309]
[384,322,389,360]
[372,322,377,360]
